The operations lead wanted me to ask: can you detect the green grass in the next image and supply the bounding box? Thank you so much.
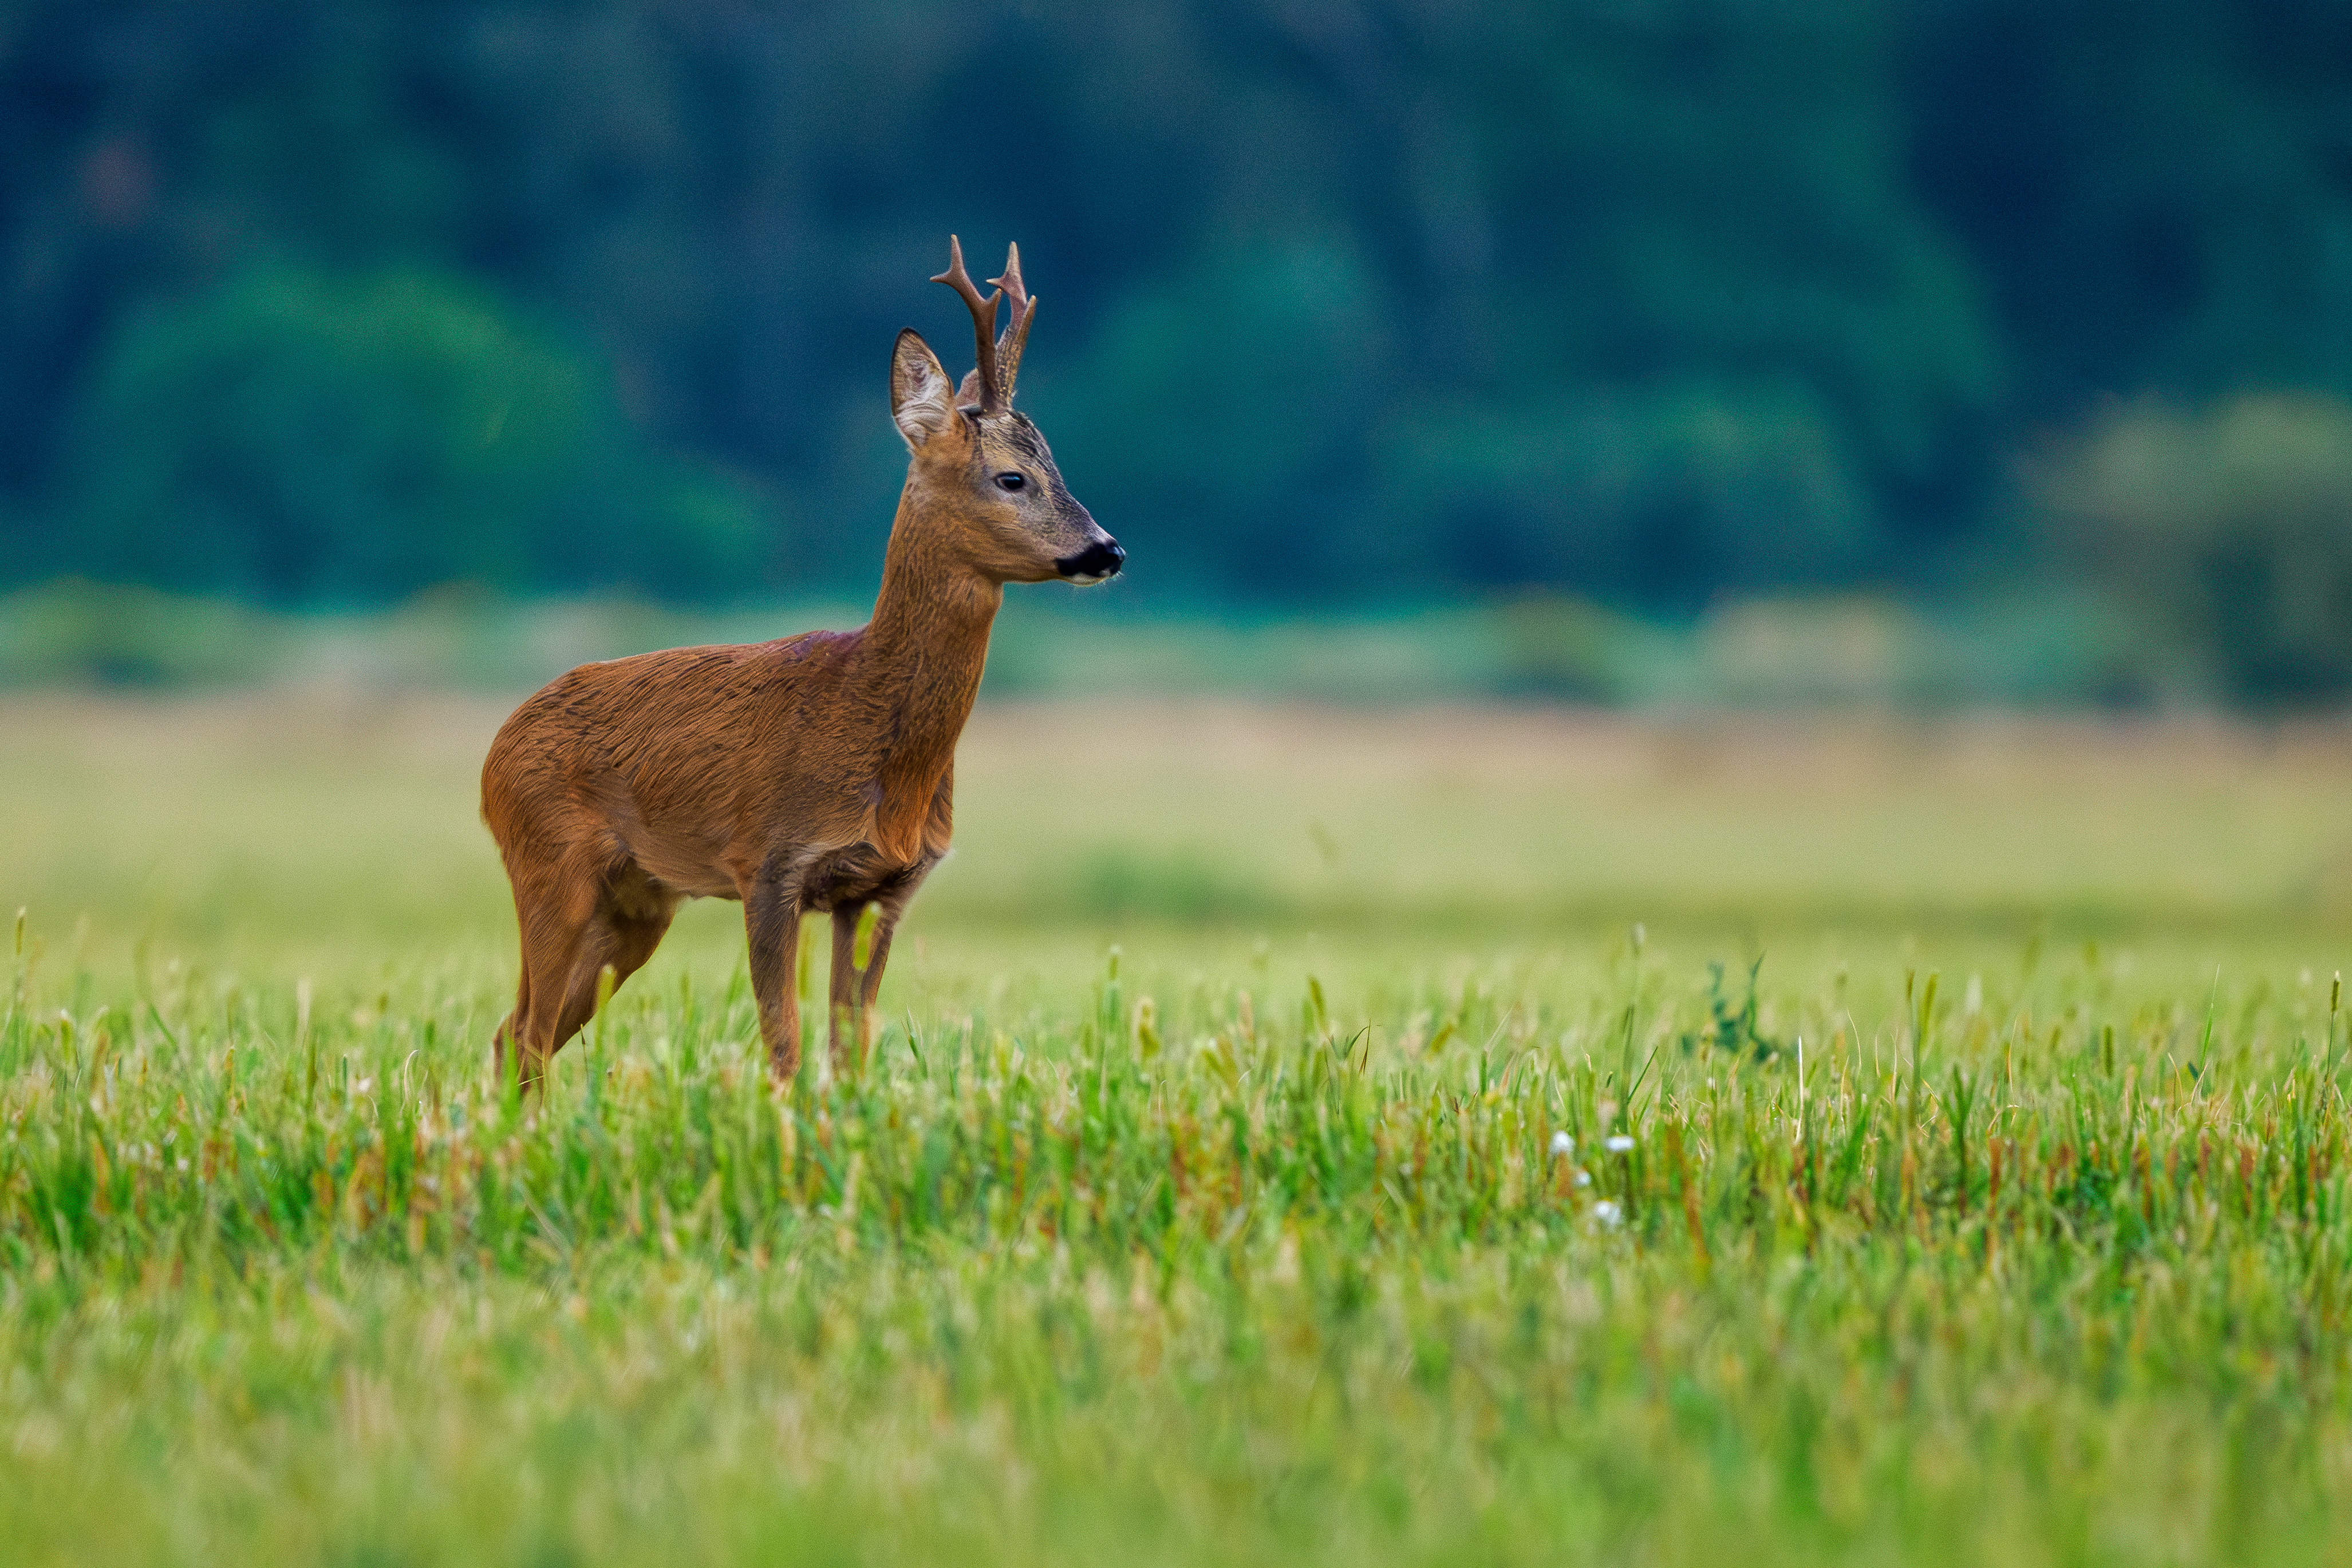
[6,696,2352,1566]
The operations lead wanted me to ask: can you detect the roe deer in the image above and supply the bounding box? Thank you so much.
[481,238,1121,1089]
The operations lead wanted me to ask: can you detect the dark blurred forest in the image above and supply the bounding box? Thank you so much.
[6,1,2352,698]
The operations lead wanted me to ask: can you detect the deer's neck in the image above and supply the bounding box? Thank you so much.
[859,496,1001,769]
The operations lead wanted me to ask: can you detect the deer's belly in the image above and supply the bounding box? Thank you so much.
[623,835,740,901]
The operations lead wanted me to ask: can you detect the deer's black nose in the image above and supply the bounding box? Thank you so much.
[1056,538,1124,582]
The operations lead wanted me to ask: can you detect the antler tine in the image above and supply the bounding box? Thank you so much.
[931,235,1003,415]
[989,243,1037,405]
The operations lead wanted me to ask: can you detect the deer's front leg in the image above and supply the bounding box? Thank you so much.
[827,898,906,1074]
[744,872,805,1083]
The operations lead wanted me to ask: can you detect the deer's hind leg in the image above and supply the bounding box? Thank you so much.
[493,858,587,1087]
[501,855,676,1093]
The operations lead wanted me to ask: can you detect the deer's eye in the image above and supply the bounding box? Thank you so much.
[995,472,1027,492]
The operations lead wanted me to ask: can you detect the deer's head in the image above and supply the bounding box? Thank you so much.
[889,238,1123,586]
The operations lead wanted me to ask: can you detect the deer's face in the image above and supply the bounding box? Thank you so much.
[891,325,1123,586]
[958,410,1120,584]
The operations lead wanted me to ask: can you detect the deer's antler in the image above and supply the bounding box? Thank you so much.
[932,235,1004,416]
[990,243,1036,405]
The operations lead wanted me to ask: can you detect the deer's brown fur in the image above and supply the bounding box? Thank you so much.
[481,239,1119,1089]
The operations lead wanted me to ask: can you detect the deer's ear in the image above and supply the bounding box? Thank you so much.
[890,329,957,452]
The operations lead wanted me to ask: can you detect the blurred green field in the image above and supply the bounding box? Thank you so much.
[13,692,2352,949]
[7,695,2352,1566]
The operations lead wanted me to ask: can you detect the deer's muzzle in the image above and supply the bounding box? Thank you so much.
[1056,537,1125,584]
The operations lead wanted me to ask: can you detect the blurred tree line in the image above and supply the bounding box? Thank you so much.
[5,0,2352,698]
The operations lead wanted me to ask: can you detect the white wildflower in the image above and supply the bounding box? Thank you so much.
[1604,1133,1635,1154]
[1574,1170,1592,1188]
[1549,1131,1574,1157]
[1592,1199,1623,1227]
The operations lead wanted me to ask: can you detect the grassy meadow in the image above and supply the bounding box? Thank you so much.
[7,693,2352,1565]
